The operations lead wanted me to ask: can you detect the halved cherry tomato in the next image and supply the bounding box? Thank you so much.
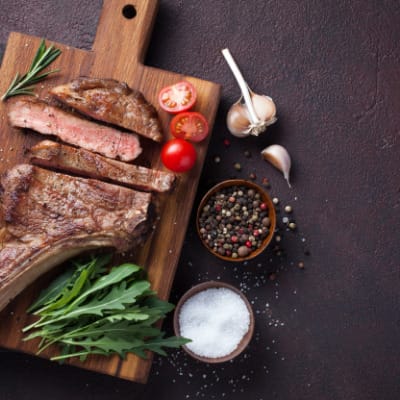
[161,138,197,173]
[170,111,209,143]
[158,81,197,114]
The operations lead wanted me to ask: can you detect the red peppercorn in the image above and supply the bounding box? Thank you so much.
[223,138,231,147]
[262,179,271,189]
[245,240,252,248]
[260,202,267,210]
[231,235,238,243]
[253,229,260,237]
[215,204,222,212]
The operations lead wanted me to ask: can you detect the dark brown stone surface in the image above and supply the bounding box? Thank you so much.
[0,1,399,399]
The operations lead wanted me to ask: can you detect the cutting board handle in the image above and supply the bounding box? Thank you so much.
[92,0,159,73]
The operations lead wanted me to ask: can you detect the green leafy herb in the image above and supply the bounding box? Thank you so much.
[23,254,190,362]
[1,39,61,101]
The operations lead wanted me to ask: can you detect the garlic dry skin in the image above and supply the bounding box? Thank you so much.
[222,48,277,138]
[227,93,277,137]
[261,145,292,188]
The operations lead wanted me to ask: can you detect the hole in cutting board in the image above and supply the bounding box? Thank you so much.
[122,4,137,19]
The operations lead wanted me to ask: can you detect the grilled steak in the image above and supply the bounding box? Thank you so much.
[8,99,142,161]
[50,77,163,142]
[29,140,176,192]
[0,164,152,311]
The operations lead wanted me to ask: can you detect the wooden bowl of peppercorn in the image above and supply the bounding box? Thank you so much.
[196,179,276,261]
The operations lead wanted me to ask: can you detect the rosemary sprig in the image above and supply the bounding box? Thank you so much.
[1,39,61,101]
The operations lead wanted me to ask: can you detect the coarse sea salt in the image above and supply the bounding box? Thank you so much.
[178,288,250,358]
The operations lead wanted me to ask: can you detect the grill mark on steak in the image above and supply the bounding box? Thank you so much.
[50,77,163,142]
[29,140,176,193]
[0,164,152,311]
[7,99,142,162]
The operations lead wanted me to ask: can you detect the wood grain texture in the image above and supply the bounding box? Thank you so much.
[0,0,220,383]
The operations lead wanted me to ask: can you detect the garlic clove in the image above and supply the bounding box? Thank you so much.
[226,101,252,137]
[251,93,277,126]
[261,144,292,188]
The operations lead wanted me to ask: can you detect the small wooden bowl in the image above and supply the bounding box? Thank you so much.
[196,179,276,262]
[173,281,255,363]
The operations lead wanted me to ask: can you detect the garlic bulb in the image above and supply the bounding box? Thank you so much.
[261,145,292,188]
[222,48,277,137]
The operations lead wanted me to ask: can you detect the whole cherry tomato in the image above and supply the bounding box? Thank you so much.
[161,138,197,173]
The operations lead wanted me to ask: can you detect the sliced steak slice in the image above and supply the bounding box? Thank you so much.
[50,77,163,142]
[29,140,176,192]
[0,164,152,311]
[7,98,142,162]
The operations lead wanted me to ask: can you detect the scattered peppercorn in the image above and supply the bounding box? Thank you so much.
[288,222,297,230]
[262,177,270,188]
[282,216,289,224]
[214,156,221,164]
[244,150,252,158]
[298,261,305,269]
[234,162,242,171]
[272,197,279,205]
[284,205,292,213]
[249,172,256,180]
[223,138,231,147]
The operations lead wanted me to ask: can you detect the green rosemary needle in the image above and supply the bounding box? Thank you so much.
[1,39,61,101]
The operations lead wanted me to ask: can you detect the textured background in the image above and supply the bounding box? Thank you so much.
[0,1,399,399]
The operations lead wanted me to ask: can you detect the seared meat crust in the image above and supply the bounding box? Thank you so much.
[0,164,152,311]
[51,77,163,142]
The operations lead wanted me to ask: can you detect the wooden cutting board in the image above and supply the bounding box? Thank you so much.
[0,0,220,383]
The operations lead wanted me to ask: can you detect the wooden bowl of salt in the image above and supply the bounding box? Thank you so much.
[173,281,255,363]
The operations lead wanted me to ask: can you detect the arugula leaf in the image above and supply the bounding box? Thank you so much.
[61,280,150,319]
[27,268,75,313]
[24,254,189,362]
[141,296,176,315]
[66,263,142,309]
[32,257,98,315]
[143,335,192,356]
